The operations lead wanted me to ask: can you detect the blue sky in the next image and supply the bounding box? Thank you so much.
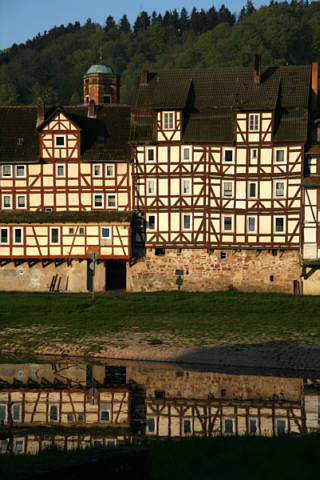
[0,0,269,50]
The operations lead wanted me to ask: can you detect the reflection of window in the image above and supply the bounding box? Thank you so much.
[277,419,286,434]
[107,194,117,208]
[249,419,257,434]
[249,114,259,131]
[14,439,24,453]
[184,419,191,434]
[49,405,58,421]
[0,405,6,421]
[13,404,21,422]
[224,419,233,433]
[147,418,155,433]
[100,410,111,422]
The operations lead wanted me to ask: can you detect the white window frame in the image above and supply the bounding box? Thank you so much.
[223,181,233,198]
[247,216,257,233]
[146,147,156,162]
[50,227,61,245]
[13,227,23,245]
[274,180,286,198]
[56,164,65,178]
[274,216,286,234]
[222,147,235,164]
[183,214,192,231]
[101,226,112,240]
[106,164,115,178]
[182,179,191,195]
[93,164,102,177]
[100,409,111,423]
[16,194,27,209]
[274,147,287,164]
[146,214,156,231]
[248,182,257,199]
[1,165,12,177]
[93,193,104,209]
[54,135,66,148]
[0,228,9,245]
[147,179,156,196]
[250,148,258,163]
[222,215,233,232]
[106,193,117,209]
[163,111,175,130]
[2,194,12,209]
[249,113,259,132]
[15,165,26,178]
[182,146,191,162]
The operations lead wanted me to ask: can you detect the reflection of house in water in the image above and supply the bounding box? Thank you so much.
[0,361,318,453]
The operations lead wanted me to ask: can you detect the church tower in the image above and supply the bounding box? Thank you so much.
[83,64,120,105]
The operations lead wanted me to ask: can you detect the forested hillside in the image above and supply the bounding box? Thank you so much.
[0,1,319,106]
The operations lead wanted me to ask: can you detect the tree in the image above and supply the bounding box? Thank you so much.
[0,84,19,105]
[119,14,131,33]
[104,16,116,33]
[218,4,236,25]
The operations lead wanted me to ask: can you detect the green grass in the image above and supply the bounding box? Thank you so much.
[0,435,319,479]
[0,291,319,353]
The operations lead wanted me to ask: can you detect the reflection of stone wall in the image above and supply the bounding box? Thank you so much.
[127,249,301,293]
[126,364,303,402]
[0,260,105,292]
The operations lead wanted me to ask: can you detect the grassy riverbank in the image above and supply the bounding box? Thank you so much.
[0,435,319,479]
[0,290,319,358]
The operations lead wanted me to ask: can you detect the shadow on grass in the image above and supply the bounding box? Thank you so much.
[172,341,320,378]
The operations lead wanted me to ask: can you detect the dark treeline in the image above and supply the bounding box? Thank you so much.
[0,1,319,105]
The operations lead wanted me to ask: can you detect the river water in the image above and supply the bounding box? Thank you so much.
[0,357,319,454]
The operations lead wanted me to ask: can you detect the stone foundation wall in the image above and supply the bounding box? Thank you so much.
[0,260,106,292]
[127,248,302,293]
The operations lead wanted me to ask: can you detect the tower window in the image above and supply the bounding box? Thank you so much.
[104,95,111,104]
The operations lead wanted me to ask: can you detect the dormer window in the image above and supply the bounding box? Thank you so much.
[249,114,259,131]
[163,112,174,130]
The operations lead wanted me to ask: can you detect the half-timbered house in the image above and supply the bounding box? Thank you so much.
[128,58,318,293]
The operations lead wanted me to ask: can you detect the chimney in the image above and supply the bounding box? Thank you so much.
[36,98,45,127]
[88,99,96,118]
[253,54,261,85]
[140,70,148,85]
[312,62,318,114]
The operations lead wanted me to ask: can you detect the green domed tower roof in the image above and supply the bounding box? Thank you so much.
[86,64,115,75]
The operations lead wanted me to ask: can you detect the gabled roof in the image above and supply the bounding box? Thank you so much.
[0,104,131,163]
[132,66,312,110]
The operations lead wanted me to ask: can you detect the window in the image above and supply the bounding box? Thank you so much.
[93,164,102,177]
[14,439,24,454]
[147,148,156,162]
[248,182,257,198]
[79,227,85,235]
[93,194,104,208]
[183,419,191,434]
[78,413,84,422]
[16,195,26,209]
[96,136,105,144]
[0,228,8,244]
[54,135,65,147]
[275,217,285,233]
[50,227,60,244]
[248,217,256,233]
[223,216,233,232]
[182,179,191,195]
[100,410,111,422]
[183,214,191,230]
[0,405,6,421]
[249,419,257,434]
[69,227,75,234]
[223,148,234,163]
[147,215,156,230]
[2,195,12,209]
[104,95,111,104]
[275,181,285,198]
[277,420,286,435]
[101,227,111,239]
[274,148,286,163]
[163,111,174,129]
[147,180,156,195]
[2,165,12,177]
[224,419,233,433]
[223,181,233,197]
[249,114,259,131]
[250,149,258,163]
[56,164,65,177]
[15,165,26,177]
[12,404,21,422]
[14,228,23,245]
[106,164,115,177]
[183,147,191,161]
[67,413,73,422]
[49,405,58,421]
[106,194,117,208]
